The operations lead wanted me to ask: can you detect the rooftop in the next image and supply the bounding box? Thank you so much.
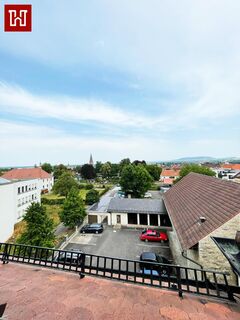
[1,263,239,320]
[108,197,166,214]
[163,172,240,250]
[1,167,52,180]
[161,169,180,177]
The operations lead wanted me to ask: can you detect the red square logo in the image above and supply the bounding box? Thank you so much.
[4,4,32,32]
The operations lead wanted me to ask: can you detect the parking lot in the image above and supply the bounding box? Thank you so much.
[64,226,172,263]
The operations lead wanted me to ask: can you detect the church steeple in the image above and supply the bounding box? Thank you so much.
[89,153,94,166]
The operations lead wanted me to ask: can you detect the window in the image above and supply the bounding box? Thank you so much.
[25,186,27,192]
[18,187,20,194]
[22,186,24,193]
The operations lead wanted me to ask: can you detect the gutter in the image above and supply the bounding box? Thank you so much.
[181,250,203,269]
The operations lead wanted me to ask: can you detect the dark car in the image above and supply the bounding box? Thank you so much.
[80,223,104,234]
[139,252,172,276]
[54,248,83,266]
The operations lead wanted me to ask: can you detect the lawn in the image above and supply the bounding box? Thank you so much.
[44,204,61,227]
[41,193,65,200]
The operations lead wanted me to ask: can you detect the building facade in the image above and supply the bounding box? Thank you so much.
[0,178,41,242]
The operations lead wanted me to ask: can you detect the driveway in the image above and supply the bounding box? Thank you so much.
[64,226,172,266]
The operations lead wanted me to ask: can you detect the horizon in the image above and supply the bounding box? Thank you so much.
[1,1,240,166]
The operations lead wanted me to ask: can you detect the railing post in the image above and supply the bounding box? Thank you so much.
[2,244,9,264]
[79,253,85,279]
[176,267,183,298]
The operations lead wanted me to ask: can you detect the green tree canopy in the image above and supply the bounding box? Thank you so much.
[41,163,53,174]
[100,162,112,179]
[146,164,162,181]
[85,189,100,205]
[60,188,86,228]
[17,203,55,247]
[53,164,68,179]
[95,161,102,174]
[132,160,146,166]
[120,164,153,198]
[80,164,96,180]
[53,172,79,196]
[176,164,216,182]
[119,158,131,173]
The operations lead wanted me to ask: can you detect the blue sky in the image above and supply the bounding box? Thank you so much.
[0,0,240,166]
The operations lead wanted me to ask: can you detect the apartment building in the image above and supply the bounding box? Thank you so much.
[0,177,41,242]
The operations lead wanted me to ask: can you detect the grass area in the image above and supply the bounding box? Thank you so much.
[44,204,61,227]
[7,220,26,243]
[79,189,87,200]
[41,193,65,200]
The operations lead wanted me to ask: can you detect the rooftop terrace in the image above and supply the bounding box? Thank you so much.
[1,263,240,320]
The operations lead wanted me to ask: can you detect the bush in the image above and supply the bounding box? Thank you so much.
[85,189,100,205]
[41,198,65,205]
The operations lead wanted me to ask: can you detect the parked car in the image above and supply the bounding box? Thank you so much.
[139,252,172,276]
[144,192,152,198]
[54,248,83,266]
[140,229,168,242]
[80,223,104,234]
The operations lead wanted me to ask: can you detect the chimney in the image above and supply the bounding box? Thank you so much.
[199,216,206,224]
[235,231,240,248]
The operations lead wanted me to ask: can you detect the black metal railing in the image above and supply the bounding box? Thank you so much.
[0,243,237,301]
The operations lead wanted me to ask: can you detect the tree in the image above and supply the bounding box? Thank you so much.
[146,164,162,181]
[119,158,131,173]
[41,163,53,174]
[81,164,96,180]
[120,164,153,198]
[176,164,216,182]
[53,172,79,196]
[60,188,86,228]
[132,160,146,166]
[85,189,100,205]
[100,162,112,179]
[75,165,82,174]
[53,164,68,179]
[17,203,55,247]
[95,161,102,174]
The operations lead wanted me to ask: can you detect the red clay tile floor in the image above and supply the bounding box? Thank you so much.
[0,263,239,319]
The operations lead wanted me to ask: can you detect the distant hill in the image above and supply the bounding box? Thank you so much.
[173,156,216,163]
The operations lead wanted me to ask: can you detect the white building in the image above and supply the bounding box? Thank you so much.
[0,177,41,242]
[2,167,54,192]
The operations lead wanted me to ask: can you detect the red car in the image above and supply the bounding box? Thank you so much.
[140,229,168,242]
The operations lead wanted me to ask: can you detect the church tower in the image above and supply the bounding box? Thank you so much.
[89,153,94,166]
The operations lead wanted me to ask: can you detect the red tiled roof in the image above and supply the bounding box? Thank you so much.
[222,164,240,170]
[161,169,180,177]
[163,178,174,185]
[2,167,52,180]
[163,173,240,250]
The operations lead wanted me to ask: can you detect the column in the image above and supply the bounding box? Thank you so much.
[137,213,140,225]
[158,215,161,226]
[147,214,150,226]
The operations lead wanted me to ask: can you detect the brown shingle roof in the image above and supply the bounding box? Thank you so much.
[163,173,240,250]
[2,167,52,180]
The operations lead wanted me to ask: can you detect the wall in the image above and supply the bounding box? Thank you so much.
[15,179,41,221]
[41,176,54,192]
[0,183,15,242]
[169,214,240,285]
[111,212,128,225]
[197,214,240,285]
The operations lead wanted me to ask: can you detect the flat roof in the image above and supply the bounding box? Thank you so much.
[107,198,166,214]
